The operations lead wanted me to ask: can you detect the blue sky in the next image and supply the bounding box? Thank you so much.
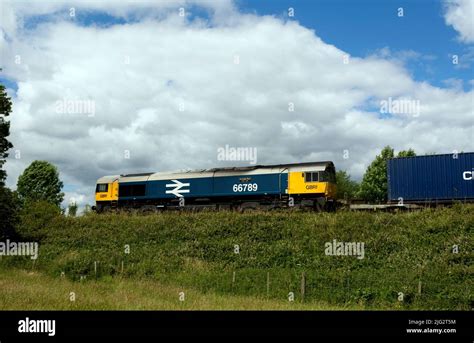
[237,0,472,88]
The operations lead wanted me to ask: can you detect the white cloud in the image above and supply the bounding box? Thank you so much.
[1,1,473,209]
[444,0,474,43]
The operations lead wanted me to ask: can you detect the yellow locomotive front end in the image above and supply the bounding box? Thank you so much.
[287,161,337,210]
[94,175,119,212]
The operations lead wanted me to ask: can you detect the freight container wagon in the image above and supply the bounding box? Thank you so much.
[387,152,474,204]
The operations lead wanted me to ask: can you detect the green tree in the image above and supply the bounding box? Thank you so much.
[0,188,20,239]
[68,201,78,217]
[359,146,394,203]
[359,147,417,203]
[397,149,416,158]
[0,75,17,239]
[0,72,13,186]
[17,160,64,207]
[335,170,360,200]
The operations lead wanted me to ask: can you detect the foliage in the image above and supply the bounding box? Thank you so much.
[0,77,17,238]
[16,200,61,241]
[68,202,78,217]
[335,170,359,200]
[0,187,20,239]
[0,76,13,186]
[397,149,416,158]
[17,160,64,207]
[359,146,394,203]
[359,146,416,203]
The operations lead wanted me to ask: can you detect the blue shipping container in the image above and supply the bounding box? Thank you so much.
[387,152,474,203]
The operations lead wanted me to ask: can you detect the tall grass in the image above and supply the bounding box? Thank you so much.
[0,269,356,310]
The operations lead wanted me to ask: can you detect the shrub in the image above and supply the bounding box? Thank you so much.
[16,200,61,241]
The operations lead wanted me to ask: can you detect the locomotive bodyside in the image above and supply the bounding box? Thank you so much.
[94,161,337,211]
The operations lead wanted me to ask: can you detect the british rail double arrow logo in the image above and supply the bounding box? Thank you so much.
[165,180,190,197]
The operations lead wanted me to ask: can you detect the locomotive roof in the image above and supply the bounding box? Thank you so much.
[96,161,334,183]
[206,161,334,172]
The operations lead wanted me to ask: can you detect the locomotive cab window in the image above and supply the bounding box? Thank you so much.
[304,172,319,182]
[96,184,108,193]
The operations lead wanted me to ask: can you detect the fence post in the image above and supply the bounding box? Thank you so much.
[232,271,236,291]
[418,280,422,295]
[266,272,270,298]
[301,272,306,303]
[94,261,97,278]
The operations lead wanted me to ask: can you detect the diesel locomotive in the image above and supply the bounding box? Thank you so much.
[94,161,337,212]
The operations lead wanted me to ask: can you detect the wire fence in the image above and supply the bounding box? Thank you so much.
[14,258,468,309]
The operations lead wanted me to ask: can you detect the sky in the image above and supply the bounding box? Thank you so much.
[0,0,473,210]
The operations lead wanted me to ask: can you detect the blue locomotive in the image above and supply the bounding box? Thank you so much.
[94,161,337,211]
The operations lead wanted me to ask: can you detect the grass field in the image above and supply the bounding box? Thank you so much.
[2,204,473,310]
[0,268,358,310]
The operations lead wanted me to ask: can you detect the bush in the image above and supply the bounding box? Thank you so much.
[16,200,61,241]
